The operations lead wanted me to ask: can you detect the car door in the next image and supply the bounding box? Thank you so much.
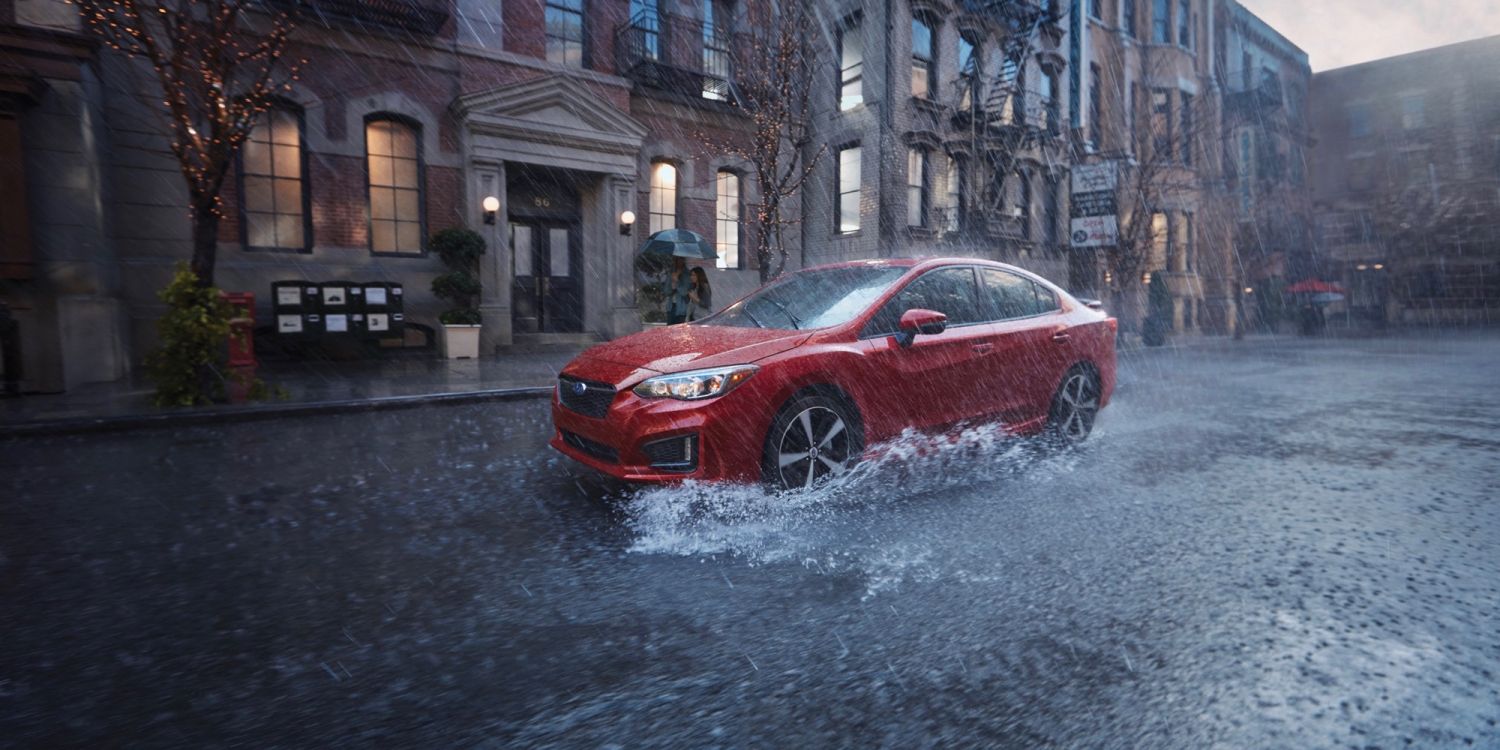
[857,266,991,432]
[977,268,1064,426]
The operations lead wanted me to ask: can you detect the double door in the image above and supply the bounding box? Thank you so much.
[510,220,582,333]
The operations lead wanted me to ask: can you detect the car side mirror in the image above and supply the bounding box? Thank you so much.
[896,308,947,347]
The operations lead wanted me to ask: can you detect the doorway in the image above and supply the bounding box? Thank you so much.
[510,220,582,333]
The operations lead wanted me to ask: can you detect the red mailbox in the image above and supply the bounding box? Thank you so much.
[221,291,256,402]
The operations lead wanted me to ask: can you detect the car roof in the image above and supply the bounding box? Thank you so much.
[799,256,1042,277]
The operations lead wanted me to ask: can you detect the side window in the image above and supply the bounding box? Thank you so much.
[863,267,982,336]
[981,269,1054,319]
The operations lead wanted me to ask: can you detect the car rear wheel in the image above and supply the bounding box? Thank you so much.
[763,395,860,492]
[1048,369,1100,445]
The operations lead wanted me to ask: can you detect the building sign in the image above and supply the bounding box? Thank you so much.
[1070,162,1119,248]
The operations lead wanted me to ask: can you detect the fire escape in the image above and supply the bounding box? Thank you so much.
[951,0,1066,244]
[616,10,742,106]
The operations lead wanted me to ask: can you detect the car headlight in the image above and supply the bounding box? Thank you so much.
[633,365,758,401]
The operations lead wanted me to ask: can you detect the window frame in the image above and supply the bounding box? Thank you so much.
[1177,0,1191,50]
[957,31,980,112]
[979,267,1059,322]
[364,114,427,257]
[1152,0,1170,44]
[906,147,929,228]
[1180,91,1194,166]
[236,103,312,254]
[836,143,862,234]
[1089,63,1103,147]
[837,15,864,112]
[649,160,680,235]
[1123,0,1137,39]
[1151,88,1173,160]
[859,265,987,339]
[544,0,587,67]
[911,14,936,100]
[714,169,743,269]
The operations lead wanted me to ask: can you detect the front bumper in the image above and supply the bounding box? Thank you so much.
[549,380,772,484]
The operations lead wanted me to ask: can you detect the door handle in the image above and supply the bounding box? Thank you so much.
[1051,331,1071,342]
[971,342,995,355]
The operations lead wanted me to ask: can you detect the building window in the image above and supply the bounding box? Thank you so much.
[1152,88,1172,159]
[1018,171,1031,239]
[1348,102,1372,138]
[838,17,864,111]
[1180,91,1194,165]
[911,16,934,100]
[1153,0,1170,44]
[837,145,861,233]
[1130,82,1141,152]
[958,32,980,112]
[1044,175,1060,249]
[715,170,741,269]
[1089,64,1103,147]
[1150,211,1169,271]
[1123,0,1137,39]
[702,0,732,100]
[1177,0,1190,49]
[1042,70,1060,134]
[907,148,928,228]
[366,118,423,255]
[999,56,1019,124]
[1089,0,1102,19]
[1179,211,1194,271]
[545,0,585,66]
[943,155,963,233]
[240,107,308,251]
[630,0,660,60]
[649,161,677,234]
[1240,131,1254,209]
[1401,93,1426,129]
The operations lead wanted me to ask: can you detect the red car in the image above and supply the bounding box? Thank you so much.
[551,258,1116,491]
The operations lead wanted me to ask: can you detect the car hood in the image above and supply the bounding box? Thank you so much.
[565,325,809,386]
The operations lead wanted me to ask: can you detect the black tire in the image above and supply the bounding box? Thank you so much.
[1047,368,1101,446]
[762,393,862,491]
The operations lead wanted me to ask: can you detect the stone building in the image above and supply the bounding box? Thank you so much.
[798,0,1073,285]
[1310,35,1500,326]
[1218,0,1311,331]
[0,0,777,393]
[1068,0,1234,335]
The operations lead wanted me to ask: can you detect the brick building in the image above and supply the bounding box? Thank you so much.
[0,0,777,392]
[1310,35,1500,326]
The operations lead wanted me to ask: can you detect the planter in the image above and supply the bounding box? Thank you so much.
[441,324,481,359]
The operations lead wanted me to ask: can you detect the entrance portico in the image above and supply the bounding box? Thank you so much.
[455,75,647,352]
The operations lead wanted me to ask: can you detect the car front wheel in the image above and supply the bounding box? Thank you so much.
[763,394,860,492]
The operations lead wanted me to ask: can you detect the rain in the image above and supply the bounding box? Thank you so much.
[2,0,1499,747]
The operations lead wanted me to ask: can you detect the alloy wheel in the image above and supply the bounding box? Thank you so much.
[776,406,852,490]
[1054,372,1100,443]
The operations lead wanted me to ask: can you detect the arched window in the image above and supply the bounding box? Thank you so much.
[239,106,309,251]
[366,117,423,255]
[715,170,741,269]
[649,161,678,233]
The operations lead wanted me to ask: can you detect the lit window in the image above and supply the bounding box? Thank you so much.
[241,107,307,250]
[1150,211,1169,270]
[837,145,861,234]
[545,0,585,66]
[649,162,677,234]
[715,170,740,269]
[366,118,422,255]
[907,148,927,227]
[911,16,934,99]
[838,18,863,111]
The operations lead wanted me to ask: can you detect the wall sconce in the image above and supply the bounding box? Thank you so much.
[482,195,500,225]
[1244,286,1254,294]
[619,210,636,236]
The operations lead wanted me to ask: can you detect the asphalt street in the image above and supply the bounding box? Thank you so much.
[3,333,1498,748]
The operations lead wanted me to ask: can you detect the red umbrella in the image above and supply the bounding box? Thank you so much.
[1285,279,1347,294]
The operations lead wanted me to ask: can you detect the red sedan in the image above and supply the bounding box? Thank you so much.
[551,258,1116,491]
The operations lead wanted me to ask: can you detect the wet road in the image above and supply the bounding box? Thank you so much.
[4,334,1499,748]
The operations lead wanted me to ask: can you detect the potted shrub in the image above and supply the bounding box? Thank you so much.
[430,228,486,359]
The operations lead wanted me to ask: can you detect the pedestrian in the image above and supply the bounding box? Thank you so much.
[665,257,694,325]
[688,267,713,321]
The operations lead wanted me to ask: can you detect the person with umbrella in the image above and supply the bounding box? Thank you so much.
[639,229,718,325]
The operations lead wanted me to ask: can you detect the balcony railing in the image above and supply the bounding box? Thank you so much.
[1225,70,1284,117]
[265,0,449,35]
[617,12,741,105]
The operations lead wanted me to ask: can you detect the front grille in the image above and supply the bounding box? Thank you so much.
[562,431,619,464]
[558,376,616,418]
[641,434,699,473]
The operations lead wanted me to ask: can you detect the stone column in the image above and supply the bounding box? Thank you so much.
[606,174,642,339]
[473,164,512,350]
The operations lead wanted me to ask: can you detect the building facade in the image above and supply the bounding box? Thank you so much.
[1,0,778,392]
[1218,0,1311,332]
[1310,35,1500,326]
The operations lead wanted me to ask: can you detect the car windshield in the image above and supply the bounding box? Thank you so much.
[697,265,908,330]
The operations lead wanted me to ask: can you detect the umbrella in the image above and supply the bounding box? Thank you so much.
[638,228,718,260]
[1285,279,1347,295]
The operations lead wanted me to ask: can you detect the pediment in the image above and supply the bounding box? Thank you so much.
[456,75,648,145]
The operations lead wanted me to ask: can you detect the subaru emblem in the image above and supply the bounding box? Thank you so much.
[570,381,587,396]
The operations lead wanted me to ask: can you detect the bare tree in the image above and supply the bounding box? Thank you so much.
[698,1,823,282]
[72,0,300,286]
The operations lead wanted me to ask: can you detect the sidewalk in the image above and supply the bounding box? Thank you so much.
[0,350,578,438]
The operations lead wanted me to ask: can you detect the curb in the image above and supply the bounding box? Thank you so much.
[0,385,555,439]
